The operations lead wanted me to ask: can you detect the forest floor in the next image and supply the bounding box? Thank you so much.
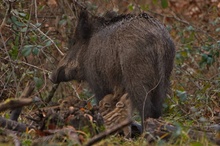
[0,0,220,145]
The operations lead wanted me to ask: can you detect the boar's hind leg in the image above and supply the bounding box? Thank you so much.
[150,80,166,118]
[122,75,153,131]
[126,83,153,131]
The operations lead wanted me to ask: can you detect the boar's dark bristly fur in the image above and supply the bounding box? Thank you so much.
[50,10,175,131]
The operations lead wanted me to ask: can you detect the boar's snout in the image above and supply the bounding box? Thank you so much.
[49,66,76,84]
[49,66,70,84]
[49,55,81,84]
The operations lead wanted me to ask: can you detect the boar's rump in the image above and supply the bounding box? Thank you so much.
[50,10,175,131]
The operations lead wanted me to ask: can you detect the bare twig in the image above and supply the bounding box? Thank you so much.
[0,21,18,100]
[29,23,64,56]
[85,118,132,146]
[0,1,10,31]
[0,57,50,73]
[10,81,36,121]
[72,0,86,10]
[32,126,80,145]
[21,82,35,98]
[69,82,81,99]
[142,77,162,131]
[0,81,38,113]
[45,84,59,103]
[34,0,38,23]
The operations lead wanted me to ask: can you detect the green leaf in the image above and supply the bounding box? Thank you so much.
[20,27,28,32]
[35,23,41,28]
[11,16,24,27]
[215,28,220,32]
[59,19,67,26]
[141,4,149,11]
[186,25,194,31]
[190,141,203,146]
[206,55,214,65]
[45,40,52,47]
[24,45,34,48]
[21,47,32,56]
[30,35,37,42]
[13,9,19,15]
[152,0,158,5]
[32,47,39,55]
[9,46,19,60]
[10,16,17,23]
[38,5,45,11]
[172,123,182,137]
[161,0,168,8]
[12,24,18,31]
[32,45,42,55]
[128,4,134,10]
[18,12,27,17]
[34,77,43,89]
[176,90,187,102]
[181,51,188,57]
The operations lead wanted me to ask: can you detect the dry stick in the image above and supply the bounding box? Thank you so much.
[142,77,162,132]
[33,127,81,145]
[0,4,19,101]
[45,84,59,103]
[0,91,39,132]
[28,23,64,56]
[0,82,37,121]
[72,0,86,10]
[144,118,220,144]
[10,81,35,121]
[0,116,31,132]
[69,82,81,99]
[0,84,37,113]
[0,57,51,73]
[1,3,22,99]
[0,0,10,31]
[65,0,75,17]
[0,97,40,112]
[85,118,132,146]
[72,0,95,17]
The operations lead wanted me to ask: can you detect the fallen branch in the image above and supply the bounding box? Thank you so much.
[85,118,132,146]
[44,84,59,103]
[144,118,220,144]
[10,81,35,121]
[0,116,32,132]
[0,81,39,113]
[0,97,40,112]
[32,126,80,145]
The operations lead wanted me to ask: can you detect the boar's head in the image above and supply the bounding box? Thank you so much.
[50,10,92,83]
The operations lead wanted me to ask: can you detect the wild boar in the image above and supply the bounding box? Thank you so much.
[50,10,175,131]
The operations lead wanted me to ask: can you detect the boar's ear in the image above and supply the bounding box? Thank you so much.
[75,10,92,40]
